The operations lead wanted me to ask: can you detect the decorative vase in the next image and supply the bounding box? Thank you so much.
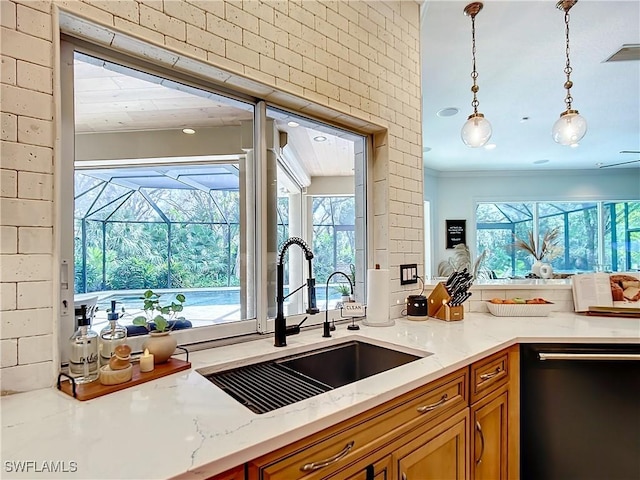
[143,331,177,364]
[531,259,543,277]
[539,263,554,279]
[341,295,350,303]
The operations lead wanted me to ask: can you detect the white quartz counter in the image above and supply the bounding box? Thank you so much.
[2,312,639,480]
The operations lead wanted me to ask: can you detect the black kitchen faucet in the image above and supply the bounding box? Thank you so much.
[274,237,319,347]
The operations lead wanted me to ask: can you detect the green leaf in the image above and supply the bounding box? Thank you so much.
[160,306,170,315]
[154,315,168,332]
[173,304,184,313]
[143,289,154,299]
[176,294,186,303]
[143,299,154,310]
[132,316,148,326]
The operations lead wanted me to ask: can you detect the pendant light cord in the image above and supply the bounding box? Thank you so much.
[470,14,480,114]
[563,9,574,111]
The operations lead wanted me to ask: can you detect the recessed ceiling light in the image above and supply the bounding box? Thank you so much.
[287,121,299,127]
[436,107,459,117]
[595,162,603,167]
[533,159,549,165]
[182,128,196,135]
[484,143,497,150]
[313,135,327,142]
[570,143,579,148]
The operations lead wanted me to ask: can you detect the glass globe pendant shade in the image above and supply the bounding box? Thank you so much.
[461,113,492,148]
[552,109,587,145]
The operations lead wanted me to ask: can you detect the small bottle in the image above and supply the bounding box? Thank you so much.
[69,305,99,384]
[99,300,127,366]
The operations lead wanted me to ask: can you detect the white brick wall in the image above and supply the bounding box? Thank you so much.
[0,283,17,311]
[1,339,18,367]
[0,0,422,393]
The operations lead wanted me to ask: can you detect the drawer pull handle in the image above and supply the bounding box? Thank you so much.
[475,421,485,465]
[539,353,640,361]
[300,440,355,471]
[480,367,501,381]
[402,473,407,480]
[417,393,448,413]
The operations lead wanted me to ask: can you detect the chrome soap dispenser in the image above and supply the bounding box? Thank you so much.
[99,300,127,366]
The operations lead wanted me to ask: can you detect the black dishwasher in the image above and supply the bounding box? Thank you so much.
[521,343,640,480]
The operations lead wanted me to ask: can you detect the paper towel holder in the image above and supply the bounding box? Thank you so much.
[363,264,395,327]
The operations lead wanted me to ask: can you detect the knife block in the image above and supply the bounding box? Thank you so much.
[427,282,464,321]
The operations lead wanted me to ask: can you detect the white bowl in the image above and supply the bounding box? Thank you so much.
[486,301,555,317]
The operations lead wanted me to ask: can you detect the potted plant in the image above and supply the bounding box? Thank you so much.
[132,290,186,364]
[336,283,351,302]
[511,227,561,277]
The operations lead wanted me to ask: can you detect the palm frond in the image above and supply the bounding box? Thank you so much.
[438,244,487,280]
[512,227,561,261]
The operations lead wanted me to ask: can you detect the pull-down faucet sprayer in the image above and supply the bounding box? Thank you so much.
[275,237,319,347]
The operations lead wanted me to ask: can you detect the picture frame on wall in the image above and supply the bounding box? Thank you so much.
[446,219,466,249]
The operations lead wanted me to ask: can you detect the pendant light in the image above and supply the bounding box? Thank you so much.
[552,0,587,145]
[461,2,492,148]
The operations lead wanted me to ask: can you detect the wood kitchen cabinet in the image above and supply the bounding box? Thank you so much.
[470,389,508,480]
[393,408,469,480]
[469,346,519,480]
[247,368,468,480]
[238,346,520,480]
[207,465,245,480]
[327,454,392,480]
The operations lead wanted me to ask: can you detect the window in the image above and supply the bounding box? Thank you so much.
[266,106,365,321]
[311,196,355,282]
[477,201,639,277]
[476,203,533,277]
[74,164,245,326]
[604,201,640,271]
[60,42,368,361]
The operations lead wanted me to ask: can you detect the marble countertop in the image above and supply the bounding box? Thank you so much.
[2,312,638,480]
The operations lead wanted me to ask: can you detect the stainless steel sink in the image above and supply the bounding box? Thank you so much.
[277,340,422,388]
[198,340,428,414]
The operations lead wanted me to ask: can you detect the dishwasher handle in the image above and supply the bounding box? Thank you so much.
[538,353,640,361]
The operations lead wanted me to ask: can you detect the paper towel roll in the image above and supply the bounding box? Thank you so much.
[365,268,392,326]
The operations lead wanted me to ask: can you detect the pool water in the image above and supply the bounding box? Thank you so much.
[95,287,345,319]
[97,289,241,312]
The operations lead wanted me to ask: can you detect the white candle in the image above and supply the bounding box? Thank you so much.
[139,348,154,373]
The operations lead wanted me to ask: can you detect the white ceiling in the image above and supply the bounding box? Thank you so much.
[421,0,640,172]
[73,56,354,179]
[74,1,640,175]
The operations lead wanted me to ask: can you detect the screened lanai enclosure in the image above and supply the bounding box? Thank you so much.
[74,164,356,327]
[476,201,640,278]
[75,165,242,294]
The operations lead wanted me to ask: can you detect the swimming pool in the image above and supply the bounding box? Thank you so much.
[97,288,241,312]
[90,286,346,329]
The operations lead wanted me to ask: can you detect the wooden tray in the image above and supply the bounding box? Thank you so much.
[58,357,191,401]
[586,306,640,318]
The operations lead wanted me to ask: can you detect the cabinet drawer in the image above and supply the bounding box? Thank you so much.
[248,368,468,480]
[470,350,509,403]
